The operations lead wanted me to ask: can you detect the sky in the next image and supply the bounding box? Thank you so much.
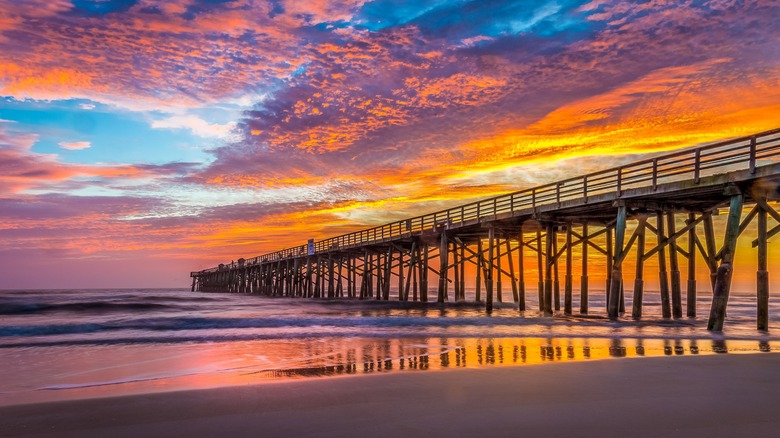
[1,0,779,289]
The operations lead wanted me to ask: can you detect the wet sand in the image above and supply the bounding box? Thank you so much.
[3,353,780,437]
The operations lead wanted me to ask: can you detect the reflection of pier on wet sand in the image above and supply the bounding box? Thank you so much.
[193,128,780,331]
[258,338,778,380]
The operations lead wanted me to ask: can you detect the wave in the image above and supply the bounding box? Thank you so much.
[2,329,776,349]
[0,301,182,315]
[0,313,700,338]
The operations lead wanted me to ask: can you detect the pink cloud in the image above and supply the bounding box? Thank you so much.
[58,141,91,150]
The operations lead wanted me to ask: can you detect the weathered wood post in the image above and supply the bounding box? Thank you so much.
[476,238,483,302]
[537,229,545,312]
[631,217,647,319]
[421,244,429,302]
[517,230,526,311]
[398,248,405,301]
[707,188,744,331]
[382,249,392,300]
[608,202,626,319]
[606,227,613,312]
[580,222,589,314]
[486,226,495,312]
[703,213,718,289]
[553,229,560,311]
[506,238,519,303]
[656,212,672,318]
[328,255,335,298]
[373,252,380,299]
[686,212,697,317]
[459,244,466,301]
[757,201,769,331]
[667,212,683,318]
[337,256,345,297]
[438,232,449,303]
[403,242,416,301]
[564,223,573,315]
[453,242,461,302]
[496,236,503,304]
[544,223,555,316]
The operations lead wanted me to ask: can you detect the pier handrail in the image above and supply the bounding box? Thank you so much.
[194,128,780,275]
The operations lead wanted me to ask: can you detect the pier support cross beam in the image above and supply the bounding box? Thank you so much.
[707,190,744,331]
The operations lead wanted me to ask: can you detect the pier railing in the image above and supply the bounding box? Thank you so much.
[196,128,780,274]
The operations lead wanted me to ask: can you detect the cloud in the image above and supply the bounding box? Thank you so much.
[58,141,92,150]
[151,115,237,139]
[79,103,96,110]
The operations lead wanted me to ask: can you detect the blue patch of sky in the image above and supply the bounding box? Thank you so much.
[354,0,598,40]
[70,0,139,15]
[0,99,213,166]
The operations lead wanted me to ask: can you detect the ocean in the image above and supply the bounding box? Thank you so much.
[1,288,779,406]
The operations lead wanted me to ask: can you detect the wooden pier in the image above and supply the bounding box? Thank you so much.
[191,128,780,331]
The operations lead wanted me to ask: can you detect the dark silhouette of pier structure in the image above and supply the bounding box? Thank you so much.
[191,129,780,331]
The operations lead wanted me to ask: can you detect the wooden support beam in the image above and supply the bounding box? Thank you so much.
[753,223,780,248]
[570,230,609,256]
[337,256,345,298]
[641,212,709,262]
[553,232,560,311]
[306,257,314,298]
[605,225,613,312]
[631,218,647,319]
[758,204,769,331]
[413,244,420,302]
[518,229,526,311]
[657,212,672,318]
[581,223,589,315]
[687,212,697,317]
[453,242,461,302]
[421,245,429,302]
[667,212,683,318]
[537,230,545,312]
[506,238,519,304]
[751,198,780,249]
[564,224,573,315]
[544,223,555,316]
[382,250,392,300]
[438,233,449,303]
[398,248,405,301]
[403,242,416,301]
[328,256,335,298]
[704,213,718,290]
[476,238,483,302]
[496,236,504,304]
[608,204,626,319]
[487,227,495,312]
[459,244,465,301]
[708,192,744,331]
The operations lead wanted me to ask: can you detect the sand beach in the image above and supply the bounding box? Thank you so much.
[3,352,780,437]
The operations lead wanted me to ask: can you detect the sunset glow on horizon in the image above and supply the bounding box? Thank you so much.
[1,0,779,289]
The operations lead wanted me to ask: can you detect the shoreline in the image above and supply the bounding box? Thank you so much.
[3,353,780,437]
